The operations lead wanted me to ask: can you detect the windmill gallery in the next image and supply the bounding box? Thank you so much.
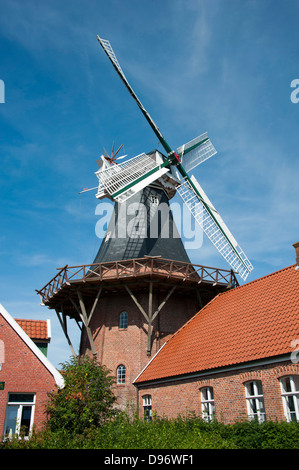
[36,37,298,424]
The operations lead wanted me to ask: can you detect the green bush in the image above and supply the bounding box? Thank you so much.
[44,356,117,434]
[218,419,299,449]
[2,413,298,449]
[2,360,298,450]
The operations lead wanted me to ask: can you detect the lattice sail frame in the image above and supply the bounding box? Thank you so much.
[97,38,126,78]
[95,152,170,203]
[177,132,217,173]
[177,176,253,280]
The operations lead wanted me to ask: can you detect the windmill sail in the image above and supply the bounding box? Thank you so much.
[95,152,170,203]
[177,175,253,280]
[97,36,254,279]
[177,132,217,173]
[97,36,174,157]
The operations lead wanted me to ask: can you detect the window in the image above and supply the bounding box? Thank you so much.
[143,395,152,421]
[119,311,128,329]
[4,393,35,438]
[150,194,159,206]
[117,365,126,384]
[280,376,299,422]
[245,381,266,422]
[200,387,215,422]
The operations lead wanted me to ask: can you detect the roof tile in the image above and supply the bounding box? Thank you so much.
[135,264,299,383]
[15,319,49,341]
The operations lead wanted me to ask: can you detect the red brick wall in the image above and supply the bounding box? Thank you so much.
[0,315,58,435]
[80,289,198,409]
[136,361,299,423]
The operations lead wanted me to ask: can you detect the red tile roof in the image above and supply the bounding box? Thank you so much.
[15,319,50,341]
[135,265,299,383]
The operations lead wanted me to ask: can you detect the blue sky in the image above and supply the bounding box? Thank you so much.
[0,0,298,368]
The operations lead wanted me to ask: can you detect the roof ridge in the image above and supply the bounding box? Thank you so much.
[15,318,47,323]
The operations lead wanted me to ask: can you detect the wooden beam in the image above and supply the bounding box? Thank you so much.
[87,286,102,326]
[124,284,149,322]
[151,285,176,323]
[77,290,97,358]
[196,289,203,309]
[147,282,153,355]
[55,307,77,358]
[69,296,81,316]
[125,283,176,356]
[74,318,82,331]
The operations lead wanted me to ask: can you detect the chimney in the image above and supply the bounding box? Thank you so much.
[293,242,299,268]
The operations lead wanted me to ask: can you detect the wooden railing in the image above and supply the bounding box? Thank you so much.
[36,257,238,304]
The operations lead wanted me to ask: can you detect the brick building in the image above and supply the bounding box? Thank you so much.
[134,261,299,423]
[79,284,204,407]
[0,304,64,438]
[37,186,238,409]
[35,155,298,422]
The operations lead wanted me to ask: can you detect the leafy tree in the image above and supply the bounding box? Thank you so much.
[45,356,117,433]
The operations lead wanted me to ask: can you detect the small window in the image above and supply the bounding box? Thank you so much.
[245,381,266,422]
[200,387,215,422]
[280,376,299,422]
[4,393,35,438]
[119,311,128,329]
[143,395,152,421]
[150,195,159,206]
[117,365,126,384]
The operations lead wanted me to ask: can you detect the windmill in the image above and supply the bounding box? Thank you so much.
[97,142,127,169]
[95,37,253,281]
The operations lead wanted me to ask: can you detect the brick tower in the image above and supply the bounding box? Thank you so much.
[37,160,238,409]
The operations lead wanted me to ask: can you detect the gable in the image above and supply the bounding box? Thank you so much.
[0,304,64,388]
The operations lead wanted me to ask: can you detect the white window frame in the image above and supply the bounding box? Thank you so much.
[200,387,215,422]
[4,393,36,438]
[280,376,299,422]
[245,380,266,423]
[116,364,126,384]
[142,395,152,421]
